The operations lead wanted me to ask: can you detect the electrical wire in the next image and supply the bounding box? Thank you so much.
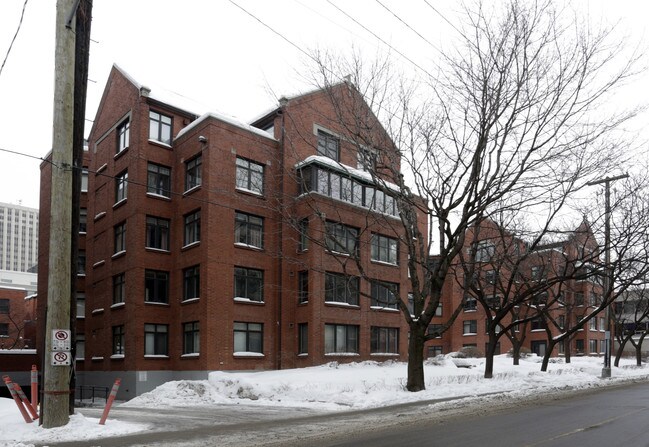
[0,0,30,78]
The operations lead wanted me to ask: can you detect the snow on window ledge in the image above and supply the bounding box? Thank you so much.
[324,301,359,309]
[181,241,200,251]
[144,355,169,359]
[234,242,263,251]
[112,250,126,259]
[110,302,125,309]
[181,353,200,358]
[370,353,399,357]
[234,297,264,305]
[110,354,125,359]
[181,297,200,304]
[91,308,104,314]
[233,352,264,358]
[324,353,360,357]
[94,211,106,221]
[91,356,104,361]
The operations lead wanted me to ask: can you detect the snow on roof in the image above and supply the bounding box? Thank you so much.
[175,111,278,142]
[114,64,210,117]
[113,64,277,143]
[295,155,400,191]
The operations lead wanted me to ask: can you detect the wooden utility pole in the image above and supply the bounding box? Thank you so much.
[43,0,77,428]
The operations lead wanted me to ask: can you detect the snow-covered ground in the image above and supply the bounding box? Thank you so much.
[2,354,648,446]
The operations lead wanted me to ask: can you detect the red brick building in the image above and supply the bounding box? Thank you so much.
[0,286,36,350]
[38,65,421,398]
[433,218,606,359]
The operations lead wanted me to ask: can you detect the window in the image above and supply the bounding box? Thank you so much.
[145,270,169,304]
[589,317,597,331]
[235,212,263,248]
[77,250,86,275]
[435,302,443,316]
[115,170,128,203]
[298,323,308,354]
[233,322,263,353]
[357,147,377,172]
[589,339,597,353]
[371,234,398,265]
[428,346,443,357]
[147,163,171,197]
[475,240,495,262]
[76,293,85,318]
[183,322,200,355]
[575,292,585,306]
[114,222,126,254]
[325,222,359,256]
[183,265,200,301]
[76,334,85,360]
[113,273,125,305]
[371,327,399,354]
[184,210,201,246]
[298,270,309,304]
[298,218,309,251]
[324,324,359,354]
[79,208,87,233]
[485,270,497,285]
[235,157,264,194]
[371,281,399,309]
[600,317,606,331]
[117,119,129,153]
[575,338,585,353]
[317,130,339,160]
[0,299,8,314]
[112,325,125,355]
[558,315,565,330]
[144,323,168,356]
[234,267,263,302]
[0,323,7,337]
[146,216,170,251]
[531,266,545,281]
[81,169,88,192]
[531,317,546,331]
[407,293,414,316]
[149,111,172,145]
[185,155,202,191]
[463,320,477,335]
[426,323,444,338]
[464,296,477,311]
[325,272,359,306]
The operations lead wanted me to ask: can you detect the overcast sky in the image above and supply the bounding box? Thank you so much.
[0,0,647,210]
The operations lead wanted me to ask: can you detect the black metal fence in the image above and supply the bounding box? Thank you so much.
[75,385,109,404]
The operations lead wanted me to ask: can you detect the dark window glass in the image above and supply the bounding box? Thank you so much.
[145,270,169,304]
[234,267,264,302]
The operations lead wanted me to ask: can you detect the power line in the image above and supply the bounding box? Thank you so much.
[374,0,440,52]
[324,0,435,79]
[0,0,29,78]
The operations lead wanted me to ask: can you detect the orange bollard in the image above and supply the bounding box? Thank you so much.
[99,378,121,425]
[30,365,38,414]
[13,381,38,420]
[3,376,32,423]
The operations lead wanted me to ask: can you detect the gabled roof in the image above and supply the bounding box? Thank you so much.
[112,64,275,141]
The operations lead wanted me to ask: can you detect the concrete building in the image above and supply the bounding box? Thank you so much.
[38,65,423,398]
[0,202,39,273]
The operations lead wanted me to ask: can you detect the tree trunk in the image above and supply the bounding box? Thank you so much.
[511,342,521,366]
[614,334,632,367]
[406,325,426,392]
[564,336,572,364]
[540,340,556,372]
[484,332,498,378]
[636,334,646,366]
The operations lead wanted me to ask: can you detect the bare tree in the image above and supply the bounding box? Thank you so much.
[613,288,649,366]
[292,0,641,391]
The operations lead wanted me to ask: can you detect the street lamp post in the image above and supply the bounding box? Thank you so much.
[588,174,628,379]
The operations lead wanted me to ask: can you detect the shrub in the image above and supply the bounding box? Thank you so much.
[507,346,532,358]
[459,345,483,358]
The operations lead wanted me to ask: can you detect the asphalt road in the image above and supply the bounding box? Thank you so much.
[39,381,649,447]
